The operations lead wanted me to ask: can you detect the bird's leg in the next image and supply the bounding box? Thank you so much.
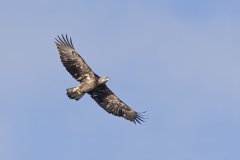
[66,85,85,101]
[76,88,82,94]
[71,85,80,92]
[72,85,83,95]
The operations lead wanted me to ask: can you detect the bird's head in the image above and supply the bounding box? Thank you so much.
[98,77,109,85]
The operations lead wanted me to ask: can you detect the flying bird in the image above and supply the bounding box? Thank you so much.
[55,35,145,124]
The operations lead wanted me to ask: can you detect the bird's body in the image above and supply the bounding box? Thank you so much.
[55,35,145,124]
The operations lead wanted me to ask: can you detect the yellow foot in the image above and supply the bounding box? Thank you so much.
[76,89,82,94]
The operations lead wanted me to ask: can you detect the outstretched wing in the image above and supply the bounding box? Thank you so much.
[88,85,145,124]
[55,35,95,82]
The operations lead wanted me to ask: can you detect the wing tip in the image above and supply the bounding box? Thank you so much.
[55,34,75,49]
[132,111,147,124]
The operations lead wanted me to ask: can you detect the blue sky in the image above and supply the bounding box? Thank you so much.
[0,0,240,160]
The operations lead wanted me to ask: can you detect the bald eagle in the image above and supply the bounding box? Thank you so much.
[55,35,145,124]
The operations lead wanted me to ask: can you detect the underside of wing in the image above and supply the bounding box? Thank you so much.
[55,35,94,82]
[88,84,145,124]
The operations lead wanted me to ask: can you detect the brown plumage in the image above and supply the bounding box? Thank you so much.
[55,35,95,82]
[55,34,145,124]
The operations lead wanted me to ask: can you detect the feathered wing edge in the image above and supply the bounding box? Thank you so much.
[135,111,147,124]
[55,34,75,49]
[88,85,146,124]
[124,111,146,124]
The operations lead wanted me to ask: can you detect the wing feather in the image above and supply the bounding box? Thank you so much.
[55,34,95,82]
[88,85,145,124]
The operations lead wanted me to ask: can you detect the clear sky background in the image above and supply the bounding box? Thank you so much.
[0,0,240,160]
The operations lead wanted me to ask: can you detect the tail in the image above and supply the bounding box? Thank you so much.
[66,87,85,101]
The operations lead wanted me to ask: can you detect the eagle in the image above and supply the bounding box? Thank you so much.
[55,35,145,124]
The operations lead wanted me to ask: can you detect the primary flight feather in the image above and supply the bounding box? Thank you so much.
[55,34,145,124]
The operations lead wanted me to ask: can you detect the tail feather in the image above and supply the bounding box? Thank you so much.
[66,87,85,101]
